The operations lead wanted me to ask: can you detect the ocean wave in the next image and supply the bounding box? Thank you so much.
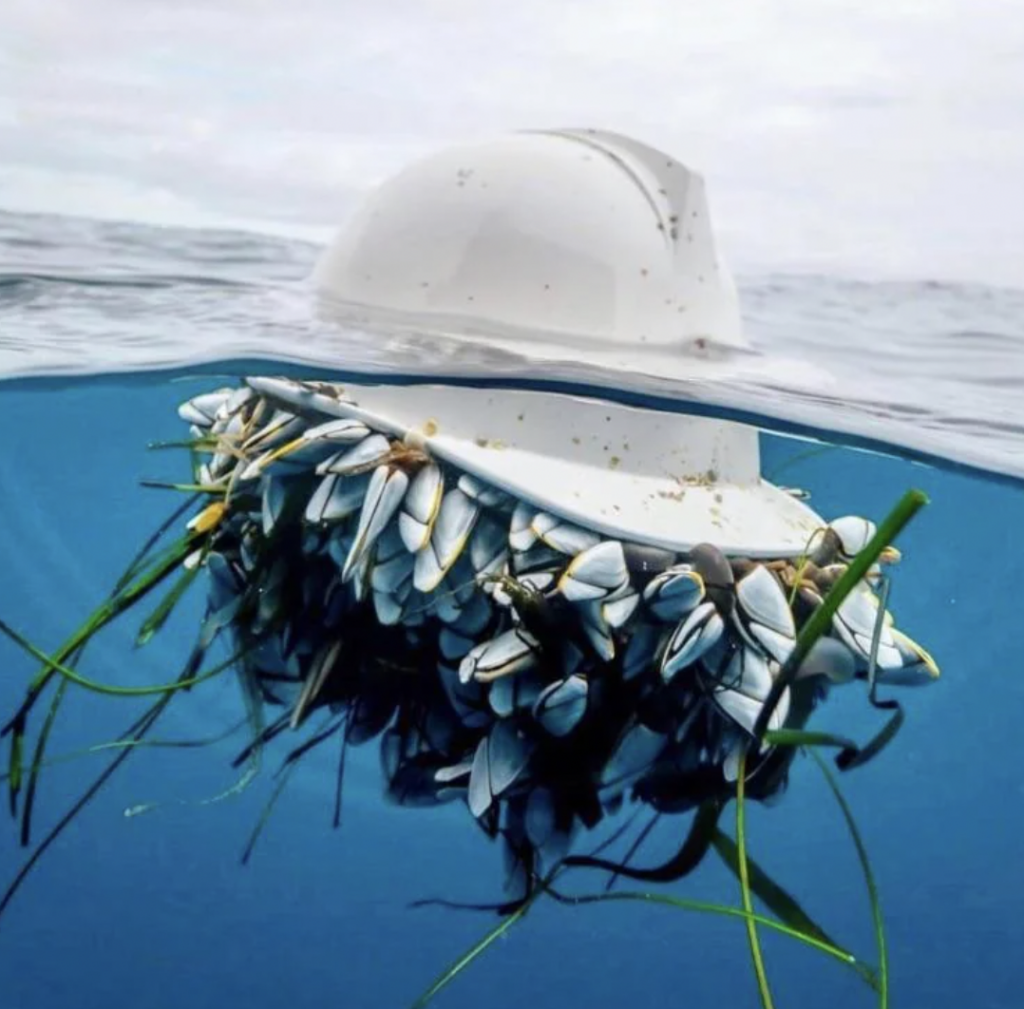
[0,207,1021,484]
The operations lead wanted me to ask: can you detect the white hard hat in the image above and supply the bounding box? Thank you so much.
[310,128,825,557]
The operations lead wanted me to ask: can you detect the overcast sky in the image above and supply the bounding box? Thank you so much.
[2,0,1023,285]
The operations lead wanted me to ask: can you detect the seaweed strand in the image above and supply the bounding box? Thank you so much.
[540,883,869,979]
[0,618,239,698]
[811,749,888,1009]
[737,749,775,1008]
[0,687,176,923]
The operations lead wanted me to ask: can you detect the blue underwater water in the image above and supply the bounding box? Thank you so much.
[0,371,1022,1009]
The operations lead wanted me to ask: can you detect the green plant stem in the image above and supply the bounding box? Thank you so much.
[753,488,929,744]
[114,495,200,594]
[147,437,219,451]
[737,749,775,1009]
[140,480,227,494]
[0,619,239,697]
[548,887,865,976]
[240,762,298,865]
[409,884,543,1008]
[5,525,205,843]
[20,677,70,846]
[411,840,877,1009]
[711,830,880,992]
[0,718,248,784]
[2,499,208,855]
[136,565,201,647]
[811,749,888,1009]
[0,688,175,923]
[4,531,200,737]
[764,729,859,751]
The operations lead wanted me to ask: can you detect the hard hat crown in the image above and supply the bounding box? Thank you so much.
[304,129,819,556]
[313,128,748,355]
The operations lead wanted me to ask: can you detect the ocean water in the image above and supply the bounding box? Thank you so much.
[0,210,1023,1009]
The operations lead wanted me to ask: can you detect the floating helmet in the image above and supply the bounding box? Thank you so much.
[311,128,824,557]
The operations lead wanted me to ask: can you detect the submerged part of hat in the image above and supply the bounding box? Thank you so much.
[250,377,825,557]
[313,127,749,371]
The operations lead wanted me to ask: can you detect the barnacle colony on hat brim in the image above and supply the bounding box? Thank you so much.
[166,373,937,848]
[0,128,939,1006]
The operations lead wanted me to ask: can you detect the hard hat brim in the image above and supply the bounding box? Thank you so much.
[248,376,826,558]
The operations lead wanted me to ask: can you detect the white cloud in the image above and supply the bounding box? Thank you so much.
[1,0,1022,284]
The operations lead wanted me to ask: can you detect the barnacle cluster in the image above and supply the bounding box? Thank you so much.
[173,376,939,889]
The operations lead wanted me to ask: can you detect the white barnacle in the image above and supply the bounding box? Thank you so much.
[558,540,629,603]
[398,463,444,552]
[413,488,480,593]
